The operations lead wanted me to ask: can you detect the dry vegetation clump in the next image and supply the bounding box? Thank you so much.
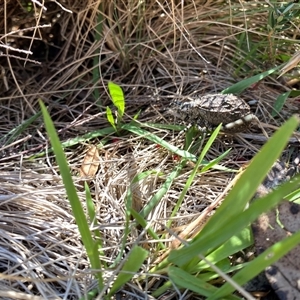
[0,0,299,299]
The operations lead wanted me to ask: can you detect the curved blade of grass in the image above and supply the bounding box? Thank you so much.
[144,122,184,131]
[222,64,283,94]
[181,226,252,279]
[196,125,231,172]
[191,227,253,272]
[31,127,115,159]
[129,171,166,249]
[85,182,106,267]
[79,288,99,300]
[130,208,166,250]
[0,110,42,145]
[110,170,164,268]
[167,125,227,227]
[39,101,104,289]
[169,116,299,266]
[169,173,300,269]
[194,116,299,241]
[123,123,197,161]
[168,266,241,299]
[208,229,300,299]
[123,123,231,172]
[152,261,247,298]
[272,91,291,116]
[110,190,132,269]
[108,245,148,297]
[166,177,300,299]
[286,188,300,203]
[140,159,185,218]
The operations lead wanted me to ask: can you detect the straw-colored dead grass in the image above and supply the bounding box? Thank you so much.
[0,0,299,299]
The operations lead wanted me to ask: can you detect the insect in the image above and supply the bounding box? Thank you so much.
[170,93,258,133]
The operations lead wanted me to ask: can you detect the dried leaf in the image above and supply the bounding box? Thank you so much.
[79,145,100,178]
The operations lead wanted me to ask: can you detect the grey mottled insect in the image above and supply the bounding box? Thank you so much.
[170,93,258,133]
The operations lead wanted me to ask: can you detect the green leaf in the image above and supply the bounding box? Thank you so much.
[208,229,300,299]
[272,91,291,116]
[168,266,240,299]
[168,116,299,266]
[222,65,283,94]
[122,123,231,172]
[167,125,227,227]
[139,160,185,218]
[0,110,42,146]
[39,100,104,290]
[171,173,300,273]
[122,123,196,161]
[108,81,125,117]
[106,106,116,130]
[85,182,105,264]
[130,208,166,249]
[31,126,115,159]
[190,227,253,272]
[108,246,148,296]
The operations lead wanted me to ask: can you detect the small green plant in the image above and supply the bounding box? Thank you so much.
[233,1,300,117]
[39,100,148,300]
[267,2,300,40]
[106,81,126,131]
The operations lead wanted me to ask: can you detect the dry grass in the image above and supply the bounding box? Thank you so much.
[0,0,299,299]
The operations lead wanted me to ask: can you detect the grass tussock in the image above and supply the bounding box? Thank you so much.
[0,0,300,299]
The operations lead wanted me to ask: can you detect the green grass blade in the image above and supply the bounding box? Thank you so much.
[222,64,283,94]
[108,246,148,297]
[30,127,115,159]
[140,160,185,218]
[195,115,298,241]
[190,227,253,272]
[167,125,224,227]
[123,123,232,172]
[122,123,197,161]
[0,110,42,145]
[39,101,104,289]
[169,172,300,268]
[130,208,166,250]
[169,116,299,266]
[208,229,300,299]
[109,187,132,269]
[272,91,291,116]
[168,266,240,299]
[85,182,106,266]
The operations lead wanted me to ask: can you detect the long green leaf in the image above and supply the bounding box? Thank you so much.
[123,123,232,171]
[168,266,240,299]
[208,229,300,299]
[39,101,103,289]
[140,160,185,218]
[106,106,116,130]
[108,246,148,296]
[222,64,283,94]
[0,110,42,145]
[169,172,300,269]
[169,116,299,266]
[108,81,125,117]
